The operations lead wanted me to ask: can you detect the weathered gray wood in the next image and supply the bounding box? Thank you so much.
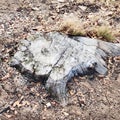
[10,32,120,105]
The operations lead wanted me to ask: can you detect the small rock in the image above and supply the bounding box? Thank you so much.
[63,112,69,116]
[79,6,87,11]
[14,110,18,115]
[46,102,51,108]
[58,0,65,2]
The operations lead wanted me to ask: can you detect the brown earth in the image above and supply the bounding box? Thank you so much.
[0,0,120,120]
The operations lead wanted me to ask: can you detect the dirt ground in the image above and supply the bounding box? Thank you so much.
[0,0,120,120]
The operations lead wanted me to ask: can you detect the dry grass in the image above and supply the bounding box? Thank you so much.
[59,14,115,42]
[85,26,115,42]
[95,26,115,42]
[59,14,85,36]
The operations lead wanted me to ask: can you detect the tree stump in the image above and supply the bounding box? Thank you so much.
[10,32,120,105]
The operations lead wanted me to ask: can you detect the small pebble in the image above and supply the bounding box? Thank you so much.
[63,112,69,116]
[46,102,51,108]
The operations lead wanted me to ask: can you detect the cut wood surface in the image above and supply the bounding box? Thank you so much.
[10,32,120,105]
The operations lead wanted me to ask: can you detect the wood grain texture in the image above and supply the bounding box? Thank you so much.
[10,32,120,105]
